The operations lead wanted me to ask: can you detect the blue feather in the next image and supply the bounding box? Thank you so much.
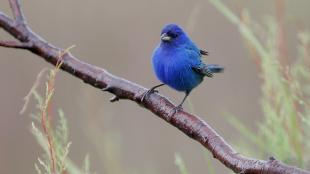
[206,64,224,73]
[149,24,223,110]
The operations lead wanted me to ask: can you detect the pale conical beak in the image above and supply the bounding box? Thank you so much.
[161,33,171,42]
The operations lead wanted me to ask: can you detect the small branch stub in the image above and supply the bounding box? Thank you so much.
[0,40,31,49]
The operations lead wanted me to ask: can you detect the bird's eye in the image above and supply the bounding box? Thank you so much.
[168,32,178,38]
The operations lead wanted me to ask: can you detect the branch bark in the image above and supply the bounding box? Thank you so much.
[0,1,309,174]
[0,40,31,49]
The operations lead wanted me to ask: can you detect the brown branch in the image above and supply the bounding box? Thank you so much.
[0,40,31,49]
[0,1,309,174]
[8,0,26,23]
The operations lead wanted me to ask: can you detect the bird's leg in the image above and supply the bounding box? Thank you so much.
[168,91,190,119]
[141,83,165,103]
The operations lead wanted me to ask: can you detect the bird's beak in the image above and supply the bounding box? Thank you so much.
[161,33,171,42]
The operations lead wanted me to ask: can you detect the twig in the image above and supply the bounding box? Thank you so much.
[0,1,309,174]
[20,68,49,114]
[8,0,26,23]
[0,40,31,49]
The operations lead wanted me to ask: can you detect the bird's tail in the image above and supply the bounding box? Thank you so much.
[206,64,224,73]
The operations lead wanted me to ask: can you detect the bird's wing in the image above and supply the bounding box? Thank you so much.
[182,41,218,77]
[183,44,212,77]
[182,42,214,77]
[191,63,213,77]
[184,44,202,60]
[192,63,224,78]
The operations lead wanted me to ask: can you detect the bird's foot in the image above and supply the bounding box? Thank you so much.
[141,84,165,103]
[141,88,158,103]
[167,105,183,120]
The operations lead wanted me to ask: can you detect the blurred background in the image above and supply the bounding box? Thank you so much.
[1,0,310,173]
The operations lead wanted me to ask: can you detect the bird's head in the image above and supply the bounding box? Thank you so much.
[160,24,188,46]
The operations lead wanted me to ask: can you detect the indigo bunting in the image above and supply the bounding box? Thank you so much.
[143,24,223,115]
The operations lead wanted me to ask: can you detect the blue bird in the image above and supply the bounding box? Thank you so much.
[143,24,223,115]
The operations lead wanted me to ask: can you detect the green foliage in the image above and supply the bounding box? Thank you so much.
[210,0,310,169]
[24,56,94,174]
[24,46,147,174]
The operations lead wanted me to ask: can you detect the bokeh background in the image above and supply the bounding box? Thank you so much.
[1,0,310,173]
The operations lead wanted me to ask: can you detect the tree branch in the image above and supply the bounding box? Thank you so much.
[0,1,309,174]
[0,40,31,49]
[8,0,26,23]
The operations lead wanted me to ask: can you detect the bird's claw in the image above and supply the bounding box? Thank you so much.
[141,89,158,103]
[152,89,159,93]
[167,105,183,120]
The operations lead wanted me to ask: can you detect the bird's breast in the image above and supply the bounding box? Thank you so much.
[152,51,203,92]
